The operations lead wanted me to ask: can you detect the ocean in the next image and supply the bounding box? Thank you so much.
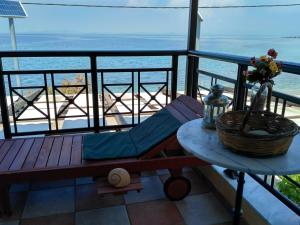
[0,33,299,95]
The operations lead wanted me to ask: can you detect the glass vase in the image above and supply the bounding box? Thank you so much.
[250,84,268,111]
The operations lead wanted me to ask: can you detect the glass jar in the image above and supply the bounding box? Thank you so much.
[202,84,229,129]
[250,83,268,111]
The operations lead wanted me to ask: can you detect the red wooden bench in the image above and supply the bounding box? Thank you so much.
[0,95,209,215]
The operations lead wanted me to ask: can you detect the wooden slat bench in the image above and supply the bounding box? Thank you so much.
[0,95,209,215]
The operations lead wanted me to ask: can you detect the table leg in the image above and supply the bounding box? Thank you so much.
[233,172,245,225]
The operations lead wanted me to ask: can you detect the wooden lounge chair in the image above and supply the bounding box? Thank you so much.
[0,95,209,215]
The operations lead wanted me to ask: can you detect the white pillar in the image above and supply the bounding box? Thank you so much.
[9,18,21,87]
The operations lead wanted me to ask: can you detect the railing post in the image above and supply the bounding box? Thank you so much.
[171,55,178,101]
[234,64,248,110]
[186,56,194,96]
[191,57,199,99]
[0,58,12,139]
[90,56,100,133]
[185,0,199,96]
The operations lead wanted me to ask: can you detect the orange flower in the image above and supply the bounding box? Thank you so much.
[260,56,268,62]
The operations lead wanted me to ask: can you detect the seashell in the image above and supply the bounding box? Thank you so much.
[108,168,131,188]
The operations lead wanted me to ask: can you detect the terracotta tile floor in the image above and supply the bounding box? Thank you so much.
[0,170,238,225]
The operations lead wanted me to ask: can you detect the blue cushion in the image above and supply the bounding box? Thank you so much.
[83,108,181,160]
[83,131,136,160]
[129,108,182,156]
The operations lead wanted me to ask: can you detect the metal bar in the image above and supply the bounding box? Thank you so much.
[11,85,45,89]
[187,0,198,52]
[191,57,199,98]
[282,99,287,116]
[189,50,300,75]
[15,117,53,122]
[131,72,134,126]
[98,68,172,73]
[5,69,90,74]
[54,84,86,88]
[271,175,275,187]
[103,83,133,87]
[186,56,194,96]
[274,97,279,113]
[0,58,12,138]
[51,73,59,130]
[44,73,51,131]
[185,0,199,96]
[233,172,245,225]
[234,64,248,111]
[53,115,88,119]
[90,56,100,132]
[138,71,141,124]
[106,112,133,116]
[282,175,300,189]
[171,55,178,101]
[101,72,105,127]
[139,82,166,85]
[166,71,169,104]
[0,50,187,58]
[10,125,137,137]
[7,74,17,135]
[3,68,171,75]
[85,72,90,128]
[198,70,236,84]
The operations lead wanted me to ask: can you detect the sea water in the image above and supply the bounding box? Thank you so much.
[0,33,299,95]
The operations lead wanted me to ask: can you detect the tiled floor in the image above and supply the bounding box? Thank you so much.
[0,169,237,225]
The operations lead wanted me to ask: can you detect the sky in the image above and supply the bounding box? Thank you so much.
[0,0,300,36]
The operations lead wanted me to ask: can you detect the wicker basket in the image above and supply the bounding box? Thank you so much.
[216,82,299,157]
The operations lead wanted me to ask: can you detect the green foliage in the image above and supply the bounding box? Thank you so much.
[276,174,300,206]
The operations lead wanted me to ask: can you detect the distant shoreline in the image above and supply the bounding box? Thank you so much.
[282,36,300,39]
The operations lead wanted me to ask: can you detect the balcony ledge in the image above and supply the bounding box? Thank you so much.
[196,165,300,225]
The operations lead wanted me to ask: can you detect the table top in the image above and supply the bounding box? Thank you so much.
[177,119,300,175]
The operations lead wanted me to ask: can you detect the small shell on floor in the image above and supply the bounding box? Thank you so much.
[108,168,131,188]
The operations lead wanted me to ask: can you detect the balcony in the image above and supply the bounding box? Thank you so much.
[0,49,299,225]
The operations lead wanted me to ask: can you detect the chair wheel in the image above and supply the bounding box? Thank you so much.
[163,176,191,201]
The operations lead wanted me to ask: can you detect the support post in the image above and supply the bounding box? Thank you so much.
[0,58,12,139]
[191,57,199,98]
[233,172,245,225]
[90,56,100,133]
[8,18,21,88]
[234,64,248,110]
[185,0,199,96]
[171,55,178,101]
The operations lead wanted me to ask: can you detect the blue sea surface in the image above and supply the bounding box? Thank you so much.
[0,33,299,94]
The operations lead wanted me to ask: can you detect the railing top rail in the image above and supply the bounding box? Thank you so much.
[0,50,187,58]
[189,50,300,75]
[2,67,173,74]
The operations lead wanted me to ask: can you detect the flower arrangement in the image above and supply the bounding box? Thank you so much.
[246,49,282,85]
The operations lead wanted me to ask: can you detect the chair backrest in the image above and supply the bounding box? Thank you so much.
[129,108,182,156]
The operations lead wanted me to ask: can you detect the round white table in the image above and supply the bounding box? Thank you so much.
[177,118,300,225]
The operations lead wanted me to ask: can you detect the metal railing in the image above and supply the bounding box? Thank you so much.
[0,49,299,216]
[188,50,300,216]
[0,50,186,138]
